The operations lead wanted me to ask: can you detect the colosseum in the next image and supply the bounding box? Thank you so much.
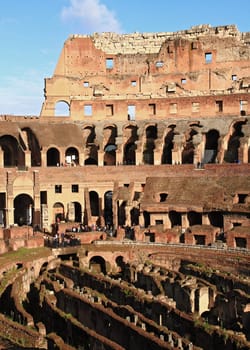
[0,24,249,349]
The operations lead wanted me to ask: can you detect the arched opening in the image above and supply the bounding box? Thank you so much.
[103,125,117,166]
[83,126,98,165]
[14,194,33,226]
[0,135,25,167]
[89,191,99,217]
[224,121,246,163]
[123,125,138,165]
[143,125,157,165]
[21,128,41,166]
[130,207,139,226]
[169,210,182,228]
[208,211,224,228]
[65,147,79,166]
[73,201,82,223]
[123,142,136,165]
[204,129,220,163]
[104,191,113,226]
[182,128,197,164]
[53,202,65,223]
[47,147,60,166]
[115,256,126,273]
[55,101,70,117]
[187,211,202,226]
[162,127,175,164]
[89,256,106,274]
[104,144,117,165]
[118,201,126,226]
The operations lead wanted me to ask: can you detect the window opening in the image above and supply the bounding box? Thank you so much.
[216,100,223,112]
[128,105,136,120]
[181,78,187,84]
[131,81,136,87]
[72,184,79,193]
[155,61,164,68]
[55,185,62,193]
[106,104,114,116]
[106,58,114,69]
[83,81,89,87]
[84,105,92,116]
[205,52,212,63]
[149,103,156,115]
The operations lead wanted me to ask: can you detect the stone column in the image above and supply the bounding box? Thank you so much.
[181,213,189,230]
[202,213,210,225]
[0,147,4,168]
[98,150,104,166]
[33,171,41,227]
[6,171,14,227]
[41,149,47,167]
[164,212,171,229]
[25,150,31,168]
[154,148,161,165]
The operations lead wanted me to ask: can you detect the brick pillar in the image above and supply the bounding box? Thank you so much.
[181,213,189,230]
[98,150,104,166]
[202,213,210,225]
[25,150,31,168]
[0,147,4,168]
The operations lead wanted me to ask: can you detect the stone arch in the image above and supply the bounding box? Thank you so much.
[123,124,138,165]
[182,128,198,164]
[104,191,113,226]
[0,135,25,167]
[143,124,157,164]
[65,147,79,166]
[103,124,117,165]
[14,194,34,226]
[115,255,126,273]
[204,129,220,163]
[89,256,107,274]
[162,126,175,164]
[169,210,182,227]
[123,142,136,165]
[187,211,202,226]
[83,125,98,165]
[47,147,60,166]
[104,144,117,165]
[224,120,246,163]
[71,201,82,223]
[82,124,96,144]
[55,100,70,117]
[21,127,41,166]
[89,191,99,217]
[53,202,65,222]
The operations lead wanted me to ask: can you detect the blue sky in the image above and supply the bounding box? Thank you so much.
[0,0,249,115]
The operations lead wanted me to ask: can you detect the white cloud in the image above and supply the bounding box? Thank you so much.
[61,0,122,33]
[0,72,44,116]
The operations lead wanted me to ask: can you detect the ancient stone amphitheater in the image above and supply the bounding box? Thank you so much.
[0,24,249,349]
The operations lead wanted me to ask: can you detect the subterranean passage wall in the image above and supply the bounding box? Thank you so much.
[0,245,249,349]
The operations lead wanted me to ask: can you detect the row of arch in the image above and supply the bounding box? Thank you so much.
[0,119,249,168]
[1,190,224,231]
